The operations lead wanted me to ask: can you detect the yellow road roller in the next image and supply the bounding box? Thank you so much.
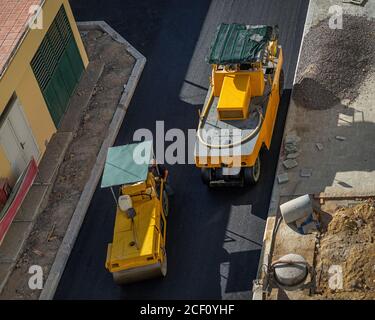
[102,141,169,284]
[194,23,284,187]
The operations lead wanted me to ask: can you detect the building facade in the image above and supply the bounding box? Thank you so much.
[0,0,88,185]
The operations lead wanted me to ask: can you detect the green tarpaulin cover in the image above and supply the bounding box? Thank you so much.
[208,23,278,65]
[101,140,153,188]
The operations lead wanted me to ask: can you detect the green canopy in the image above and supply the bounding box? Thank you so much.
[208,23,278,65]
[101,141,153,188]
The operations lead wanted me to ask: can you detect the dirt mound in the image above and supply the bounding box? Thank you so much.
[316,201,375,299]
[293,15,375,109]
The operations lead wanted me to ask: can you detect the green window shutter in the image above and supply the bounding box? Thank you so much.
[31,5,84,127]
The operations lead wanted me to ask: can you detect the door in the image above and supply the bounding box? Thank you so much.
[0,121,27,178]
[8,99,40,163]
[31,5,84,127]
[0,100,40,179]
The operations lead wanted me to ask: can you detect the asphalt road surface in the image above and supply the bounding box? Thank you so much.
[55,0,309,299]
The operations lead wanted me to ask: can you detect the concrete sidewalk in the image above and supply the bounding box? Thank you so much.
[253,0,375,300]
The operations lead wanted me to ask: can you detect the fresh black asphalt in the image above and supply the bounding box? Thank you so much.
[55,0,309,299]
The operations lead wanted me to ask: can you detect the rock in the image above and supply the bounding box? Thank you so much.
[283,159,298,169]
[300,168,313,177]
[277,173,289,184]
[285,143,298,153]
[335,135,347,141]
[285,134,301,144]
[287,152,300,159]
[316,143,323,151]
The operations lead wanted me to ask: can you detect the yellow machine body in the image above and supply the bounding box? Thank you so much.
[195,48,284,169]
[105,172,167,284]
[217,73,252,120]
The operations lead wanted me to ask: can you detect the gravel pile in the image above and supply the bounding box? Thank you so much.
[293,15,375,109]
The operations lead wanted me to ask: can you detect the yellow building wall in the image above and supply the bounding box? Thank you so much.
[16,65,56,158]
[63,0,89,68]
[0,0,88,181]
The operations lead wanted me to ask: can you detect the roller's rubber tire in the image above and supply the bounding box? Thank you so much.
[279,69,284,97]
[162,190,169,217]
[112,253,167,285]
[160,254,167,277]
[201,168,212,185]
[243,157,261,186]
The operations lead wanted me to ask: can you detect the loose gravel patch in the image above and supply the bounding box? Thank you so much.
[293,15,375,109]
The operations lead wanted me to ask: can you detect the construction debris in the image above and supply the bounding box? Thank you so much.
[285,133,301,145]
[285,144,298,154]
[280,194,313,224]
[300,168,312,177]
[283,132,301,169]
[286,152,300,159]
[335,135,347,141]
[279,194,320,234]
[277,173,289,184]
[283,159,298,169]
